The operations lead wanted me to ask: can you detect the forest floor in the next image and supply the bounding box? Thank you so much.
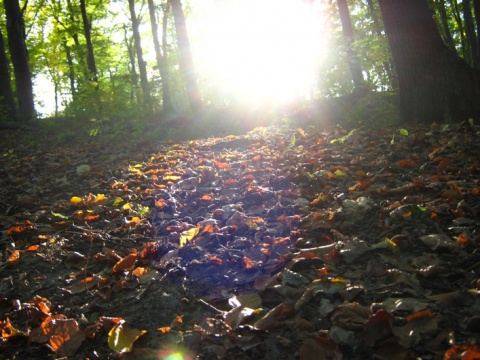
[0,117,480,360]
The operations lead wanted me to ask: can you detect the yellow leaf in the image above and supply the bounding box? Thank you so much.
[70,196,83,205]
[179,226,200,247]
[108,320,146,353]
[334,169,347,177]
[113,197,123,206]
[163,175,182,181]
[94,194,107,204]
[122,203,132,210]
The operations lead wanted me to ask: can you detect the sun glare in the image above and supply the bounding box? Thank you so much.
[190,0,326,107]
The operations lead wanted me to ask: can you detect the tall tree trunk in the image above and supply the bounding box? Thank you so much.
[148,0,173,112]
[435,0,456,51]
[170,0,202,112]
[62,39,76,99]
[3,0,35,122]
[80,0,98,85]
[451,0,468,59]
[128,0,152,110]
[366,0,396,89]
[463,0,480,69]
[0,27,16,120]
[474,0,480,69]
[378,0,480,123]
[123,25,138,105]
[336,0,364,90]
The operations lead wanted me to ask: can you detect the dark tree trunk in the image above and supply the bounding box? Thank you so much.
[336,0,364,90]
[463,0,480,69]
[3,0,35,122]
[148,0,173,112]
[378,0,480,123]
[128,0,152,109]
[366,0,396,89]
[451,0,468,59]
[170,0,202,112]
[63,39,76,99]
[435,0,456,51]
[0,27,16,120]
[80,0,98,85]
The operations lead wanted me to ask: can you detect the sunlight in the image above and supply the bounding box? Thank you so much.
[190,0,326,107]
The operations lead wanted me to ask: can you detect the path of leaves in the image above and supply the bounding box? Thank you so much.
[1,123,480,359]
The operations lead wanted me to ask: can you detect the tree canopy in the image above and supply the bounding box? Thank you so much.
[0,0,479,126]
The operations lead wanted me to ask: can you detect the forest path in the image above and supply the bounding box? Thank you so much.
[0,122,480,359]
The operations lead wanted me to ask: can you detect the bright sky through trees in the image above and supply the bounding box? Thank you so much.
[189,0,326,107]
[33,0,327,116]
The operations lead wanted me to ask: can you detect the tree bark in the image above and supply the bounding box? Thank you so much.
[3,0,35,122]
[366,0,395,89]
[148,0,173,112]
[0,27,16,120]
[434,0,456,51]
[128,0,152,110]
[463,0,480,69]
[80,0,98,85]
[336,0,364,90]
[378,0,480,123]
[170,0,202,112]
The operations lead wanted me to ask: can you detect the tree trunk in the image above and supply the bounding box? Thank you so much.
[0,27,16,120]
[3,0,35,122]
[378,0,480,123]
[63,39,77,99]
[148,0,173,112]
[366,0,396,89]
[451,0,468,59]
[170,0,202,112]
[336,0,364,90]
[123,25,138,105]
[463,0,480,69]
[128,0,152,110]
[80,0,98,85]
[435,0,456,51]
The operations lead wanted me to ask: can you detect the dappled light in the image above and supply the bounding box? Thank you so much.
[2,0,480,359]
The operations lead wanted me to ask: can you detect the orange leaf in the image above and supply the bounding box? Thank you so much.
[398,159,415,168]
[26,245,40,252]
[85,214,100,221]
[1,317,26,339]
[216,162,229,169]
[444,345,480,360]
[405,309,433,322]
[243,257,257,269]
[200,194,213,202]
[158,326,171,334]
[456,233,470,247]
[112,253,138,273]
[6,250,20,266]
[209,256,223,264]
[6,226,23,236]
[133,267,148,277]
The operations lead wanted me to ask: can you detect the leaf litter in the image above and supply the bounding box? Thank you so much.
[0,122,480,359]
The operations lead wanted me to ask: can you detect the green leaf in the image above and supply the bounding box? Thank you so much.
[51,211,69,220]
[399,129,409,136]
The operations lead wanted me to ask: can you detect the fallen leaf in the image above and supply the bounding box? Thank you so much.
[112,253,138,273]
[108,320,146,353]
